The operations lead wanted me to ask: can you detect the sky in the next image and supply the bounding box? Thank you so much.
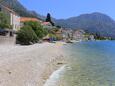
[19,0,115,19]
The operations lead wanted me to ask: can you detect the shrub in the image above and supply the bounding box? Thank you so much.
[16,25,38,45]
[49,33,57,41]
[24,21,48,39]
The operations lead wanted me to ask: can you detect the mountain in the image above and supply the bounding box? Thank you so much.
[0,0,45,20]
[1,0,115,38]
[55,12,115,38]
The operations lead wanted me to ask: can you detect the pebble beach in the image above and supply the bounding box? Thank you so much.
[0,38,66,86]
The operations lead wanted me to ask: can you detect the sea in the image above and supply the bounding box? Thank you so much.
[44,41,115,86]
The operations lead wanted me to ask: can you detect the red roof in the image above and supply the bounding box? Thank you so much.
[41,22,51,25]
[20,17,41,22]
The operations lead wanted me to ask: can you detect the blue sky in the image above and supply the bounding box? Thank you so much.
[19,0,115,19]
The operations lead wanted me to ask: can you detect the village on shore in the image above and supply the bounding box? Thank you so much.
[0,2,114,86]
[1,3,113,46]
[0,4,98,45]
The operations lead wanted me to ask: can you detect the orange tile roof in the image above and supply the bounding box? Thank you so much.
[20,17,41,22]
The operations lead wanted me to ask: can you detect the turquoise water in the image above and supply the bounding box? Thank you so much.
[57,41,115,86]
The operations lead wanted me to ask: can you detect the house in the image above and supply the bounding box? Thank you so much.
[89,35,95,40]
[62,29,73,41]
[41,22,51,26]
[73,29,85,41]
[20,18,55,30]
[20,17,42,27]
[0,4,20,31]
[41,22,55,29]
[41,22,52,29]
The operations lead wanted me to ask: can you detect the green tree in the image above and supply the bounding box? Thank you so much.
[46,13,55,26]
[46,13,51,22]
[56,25,61,28]
[24,21,48,39]
[16,25,38,45]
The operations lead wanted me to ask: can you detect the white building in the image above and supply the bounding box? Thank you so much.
[10,12,20,31]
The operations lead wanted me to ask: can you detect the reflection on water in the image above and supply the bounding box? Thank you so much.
[46,41,115,86]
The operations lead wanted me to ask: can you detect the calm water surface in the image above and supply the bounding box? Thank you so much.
[46,41,115,86]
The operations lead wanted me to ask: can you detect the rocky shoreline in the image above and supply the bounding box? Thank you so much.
[0,42,66,86]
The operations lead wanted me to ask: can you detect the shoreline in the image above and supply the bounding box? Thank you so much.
[41,56,66,86]
[0,42,67,86]
[40,42,67,86]
[43,65,66,86]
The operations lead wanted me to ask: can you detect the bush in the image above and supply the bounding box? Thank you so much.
[49,33,57,41]
[24,21,48,39]
[16,26,38,45]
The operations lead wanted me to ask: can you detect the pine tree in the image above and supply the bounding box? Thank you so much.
[46,13,55,26]
[46,13,51,22]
